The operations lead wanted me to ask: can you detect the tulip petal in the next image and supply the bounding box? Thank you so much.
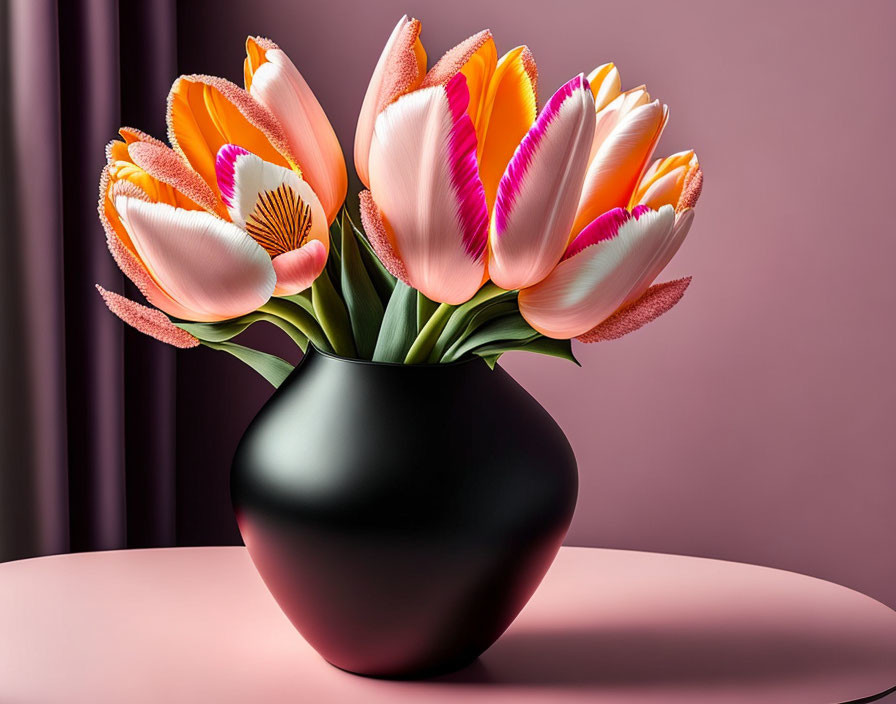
[369,74,488,304]
[113,196,276,321]
[272,239,328,295]
[167,74,297,198]
[127,141,223,215]
[359,189,410,285]
[489,75,595,290]
[421,29,492,88]
[96,285,200,348]
[246,42,347,223]
[215,145,329,258]
[586,62,621,112]
[576,276,691,343]
[563,207,632,260]
[354,16,426,187]
[572,99,667,236]
[519,205,681,338]
[630,150,699,210]
[477,46,538,209]
[677,165,703,212]
[118,126,167,148]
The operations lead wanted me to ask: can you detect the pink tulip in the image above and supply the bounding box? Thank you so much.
[518,205,695,339]
[244,37,347,224]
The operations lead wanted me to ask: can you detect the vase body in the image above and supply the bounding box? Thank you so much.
[231,348,578,679]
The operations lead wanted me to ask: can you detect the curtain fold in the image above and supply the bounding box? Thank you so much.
[0,0,180,561]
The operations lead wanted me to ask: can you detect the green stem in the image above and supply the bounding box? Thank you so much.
[259,298,332,353]
[416,291,439,333]
[404,302,455,364]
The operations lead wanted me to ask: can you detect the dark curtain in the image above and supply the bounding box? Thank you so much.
[0,0,261,563]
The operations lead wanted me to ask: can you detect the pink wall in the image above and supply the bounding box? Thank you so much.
[179,0,896,606]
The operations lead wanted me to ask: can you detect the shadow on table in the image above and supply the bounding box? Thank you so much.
[433,622,893,690]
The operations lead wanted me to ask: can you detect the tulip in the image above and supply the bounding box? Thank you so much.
[244,37,347,223]
[99,129,276,322]
[631,150,703,212]
[101,120,333,322]
[355,16,538,207]
[518,205,695,339]
[571,85,668,237]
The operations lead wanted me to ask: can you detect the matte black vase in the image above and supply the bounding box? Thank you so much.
[231,347,578,679]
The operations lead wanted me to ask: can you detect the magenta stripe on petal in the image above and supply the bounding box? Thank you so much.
[215,144,251,208]
[444,74,488,261]
[494,74,590,235]
[631,204,652,219]
[563,207,630,260]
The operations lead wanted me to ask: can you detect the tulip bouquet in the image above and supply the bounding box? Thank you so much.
[97,16,702,386]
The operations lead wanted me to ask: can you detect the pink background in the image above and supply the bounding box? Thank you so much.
[178,0,896,607]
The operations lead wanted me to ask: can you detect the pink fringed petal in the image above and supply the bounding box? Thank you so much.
[354,16,425,187]
[127,141,222,214]
[96,286,200,348]
[272,240,328,295]
[420,29,492,87]
[359,189,409,285]
[576,277,691,343]
[677,165,703,212]
[118,126,167,148]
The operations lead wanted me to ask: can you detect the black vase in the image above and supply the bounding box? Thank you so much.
[231,347,578,679]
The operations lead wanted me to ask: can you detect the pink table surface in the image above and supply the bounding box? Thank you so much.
[0,546,894,704]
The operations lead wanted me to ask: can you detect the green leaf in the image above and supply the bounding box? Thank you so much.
[325,218,343,296]
[472,336,581,367]
[281,290,316,316]
[404,301,454,364]
[258,298,330,352]
[372,281,417,362]
[339,212,384,358]
[200,340,295,387]
[176,313,308,351]
[312,267,357,357]
[441,312,539,363]
[429,284,514,361]
[350,219,396,304]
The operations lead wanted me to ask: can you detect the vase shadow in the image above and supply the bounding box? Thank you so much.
[431,621,894,691]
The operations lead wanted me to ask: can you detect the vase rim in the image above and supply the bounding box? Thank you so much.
[309,345,484,369]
